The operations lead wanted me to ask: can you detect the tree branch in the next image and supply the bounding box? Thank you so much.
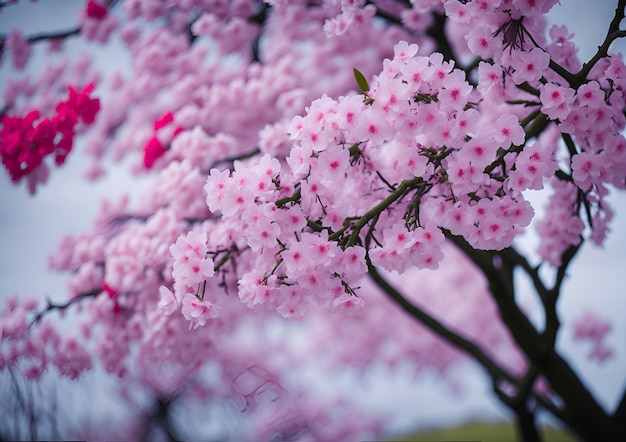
[447,233,625,441]
[28,288,101,329]
[367,253,582,438]
[426,12,456,62]
[247,2,272,63]
[27,28,81,44]
[576,0,626,84]
[207,147,261,171]
[366,258,518,386]
[613,386,626,430]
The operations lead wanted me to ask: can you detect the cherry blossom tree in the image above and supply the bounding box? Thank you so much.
[1,0,626,440]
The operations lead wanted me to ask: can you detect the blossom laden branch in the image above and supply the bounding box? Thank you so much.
[346,177,423,248]
[576,0,626,82]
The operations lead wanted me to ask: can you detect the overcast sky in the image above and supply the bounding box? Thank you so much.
[0,0,625,435]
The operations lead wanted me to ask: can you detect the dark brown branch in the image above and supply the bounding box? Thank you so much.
[551,242,582,297]
[576,0,626,83]
[613,386,626,430]
[447,233,625,441]
[140,395,182,442]
[446,233,544,361]
[500,247,550,301]
[548,59,578,86]
[367,1,403,27]
[29,288,101,329]
[366,259,519,386]
[367,252,580,438]
[493,370,542,442]
[513,404,541,442]
[248,2,272,64]
[27,28,81,44]
[207,147,261,171]
[426,12,456,62]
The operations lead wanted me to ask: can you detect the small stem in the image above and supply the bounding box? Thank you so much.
[517,82,541,97]
[561,133,579,158]
[207,147,261,171]
[27,28,81,44]
[520,109,542,128]
[524,112,549,141]
[276,187,301,208]
[346,177,421,246]
[551,241,582,297]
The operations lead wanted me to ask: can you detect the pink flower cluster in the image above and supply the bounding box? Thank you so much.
[0,298,92,380]
[0,83,100,192]
[535,179,585,266]
[80,0,118,43]
[168,231,220,328]
[447,0,626,263]
[162,28,626,326]
[5,29,31,70]
[572,312,613,362]
[200,154,371,319]
[142,111,183,169]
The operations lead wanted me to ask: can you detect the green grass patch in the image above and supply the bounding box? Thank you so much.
[389,420,577,442]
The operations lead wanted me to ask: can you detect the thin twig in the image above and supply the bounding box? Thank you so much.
[29,288,101,329]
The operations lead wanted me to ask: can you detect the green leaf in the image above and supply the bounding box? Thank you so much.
[353,68,369,94]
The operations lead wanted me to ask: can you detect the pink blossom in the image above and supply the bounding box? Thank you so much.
[170,231,208,263]
[181,293,219,329]
[466,26,501,59]
[400,6,433,32]
[508,141,557,192]
[157,286,178,315]
[509,48,550,85]
[190,12,217,37]
[536,180,585,266]
[6,29,30,70]
[477,61,505,98]
[573,312,613,362]
[0,84,100,189]
[86,0,108,20]
[204,168,232,213]
[242,205,281,252]
[540,83,575,121]
[439,69,472,110]
[332,293,365,314]
[276,285,306,318]
[444,0,471,23]
[51,336,92,380]
[491,114,526,148]
[399,55,434,90]
[576,81,604,108]
[393,41,419,61]
[571,151,603,191]
[143,136,166,168]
